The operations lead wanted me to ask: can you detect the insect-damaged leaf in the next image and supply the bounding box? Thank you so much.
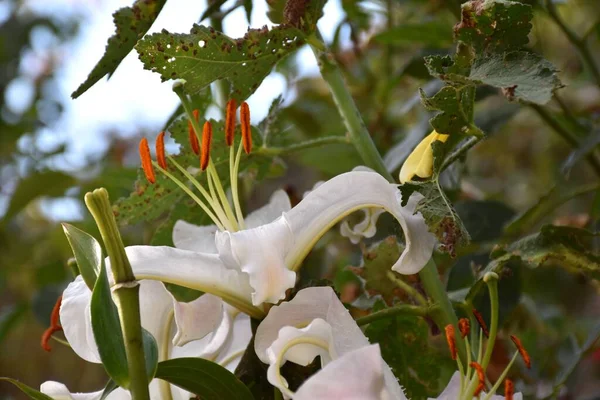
[72,0,166,98]
[136,24,305,101]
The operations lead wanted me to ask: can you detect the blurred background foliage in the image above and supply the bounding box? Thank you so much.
[0,0,600,399]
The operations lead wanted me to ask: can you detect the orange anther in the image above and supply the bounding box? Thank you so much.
[201,121,213,171]
[472,309,489,338]
[469,362,485,396]
[139,138,156,184]
[188,109,200,155]
[505,379,514,400]
[445,324,457,360]
[225,99,236,147]
[510,335,531,369]
[41,295,63,352]
[240,101,252,154]
[156,131,167,170]
[458,318,470,338]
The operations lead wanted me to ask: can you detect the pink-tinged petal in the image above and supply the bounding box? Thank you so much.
[172,293,224,346]
[216,217,296,305]
[245,189,292,229]
[172,221,218,253]
[59,276,100,363]
[294,345,389,400]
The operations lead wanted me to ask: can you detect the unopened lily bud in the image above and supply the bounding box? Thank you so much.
[399,130,449,183]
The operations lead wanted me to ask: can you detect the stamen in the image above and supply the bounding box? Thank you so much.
[505,379,514,400]
[240,101,252,154]
[473,309,489,338]
[225,99,236,147]
[469,362,485,396]
[510,335,531,369]
[188,109,200,155]
[445,324,457,360]
[201,121,213,171]
[156,131,167,170]
[459,318,470,338]
[41,295,63,352]
[139,138,156,184]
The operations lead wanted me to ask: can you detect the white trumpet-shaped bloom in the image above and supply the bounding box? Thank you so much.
[429,372,523,400]
[41,276,251,400]
[253,286,406,400]
[128,170,435,314]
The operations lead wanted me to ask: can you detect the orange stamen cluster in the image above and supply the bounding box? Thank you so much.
[445,324,457,360]
[41,295,63,352]
[458,318,470,338]
[470,362,485,396]
[139,138,156,184]
[472,309,489,338]
[156,131,167,169]
[505,379,514,400]
[201,121,213,171]
[225,99,236,146]
[189,109,200,155]
[510,335,531,369]
[240,101,252,154]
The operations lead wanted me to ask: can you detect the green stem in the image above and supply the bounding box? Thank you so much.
[84,189,149,400]
[257,136,351,156]
[530,104,600,177]
[419,259,466,360]
[309,31,393,181]
[386,271,428,306]
[545,0,600,88]
[440,136,482,173]
[481,273,499,370]
[356,304,436,326]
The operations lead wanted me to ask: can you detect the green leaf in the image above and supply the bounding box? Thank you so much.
[2,170,76,223]
[468,51,562,104]
[419,86,477,136]
[360,237,407,303]
[365,302,454,399]
[71,0,167,98]
[99,380,118,400]
[454,0,533,53]
[136,24,304,101]
[155,358,254,400]
[374,21,454,48]
[400,181,470,256]
[61,223,102,290]
[91,261,159,388]
[0,378,53,400]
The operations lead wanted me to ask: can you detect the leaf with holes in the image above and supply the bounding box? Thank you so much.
[420,86,479,136]
[72,0,166,98]
[454,0,533,53]
[136,24,304,101]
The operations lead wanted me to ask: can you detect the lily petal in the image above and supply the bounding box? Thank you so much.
[172,221,218,253]
[340,208,386,244]
[60,276,100,363]
[216,216,296,305]
[294,345,389,400]
[284,170,436,274]
[112,246,260,317]
[429,372,523,400]
[266,319,334,367]
[214,308,252,371]
[245,189,292,229]
[40,381,129,400]
[138,280,176,360]
[172,293,224,347]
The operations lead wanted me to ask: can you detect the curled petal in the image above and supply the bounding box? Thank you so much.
[40,381,129,400]
[216,216,296,305]
[60,276,100,363]
[340,207,385,244]
[172,221,219,253]
[214,309,252,371]
[294,345,392,400]
[115,245,259,318]
[172,293,224,346]
[255,286,368,364]
[244,189,292,229]
[285,170,436,274]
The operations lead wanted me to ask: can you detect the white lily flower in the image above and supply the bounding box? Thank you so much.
[41,275,251,400]
[253,286,406,400]
[430,372,523,400]
[131,103,435,315]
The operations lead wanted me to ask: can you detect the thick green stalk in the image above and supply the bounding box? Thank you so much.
[419,259,465,360]
[309,32,393,181]
[85,189,150,400]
